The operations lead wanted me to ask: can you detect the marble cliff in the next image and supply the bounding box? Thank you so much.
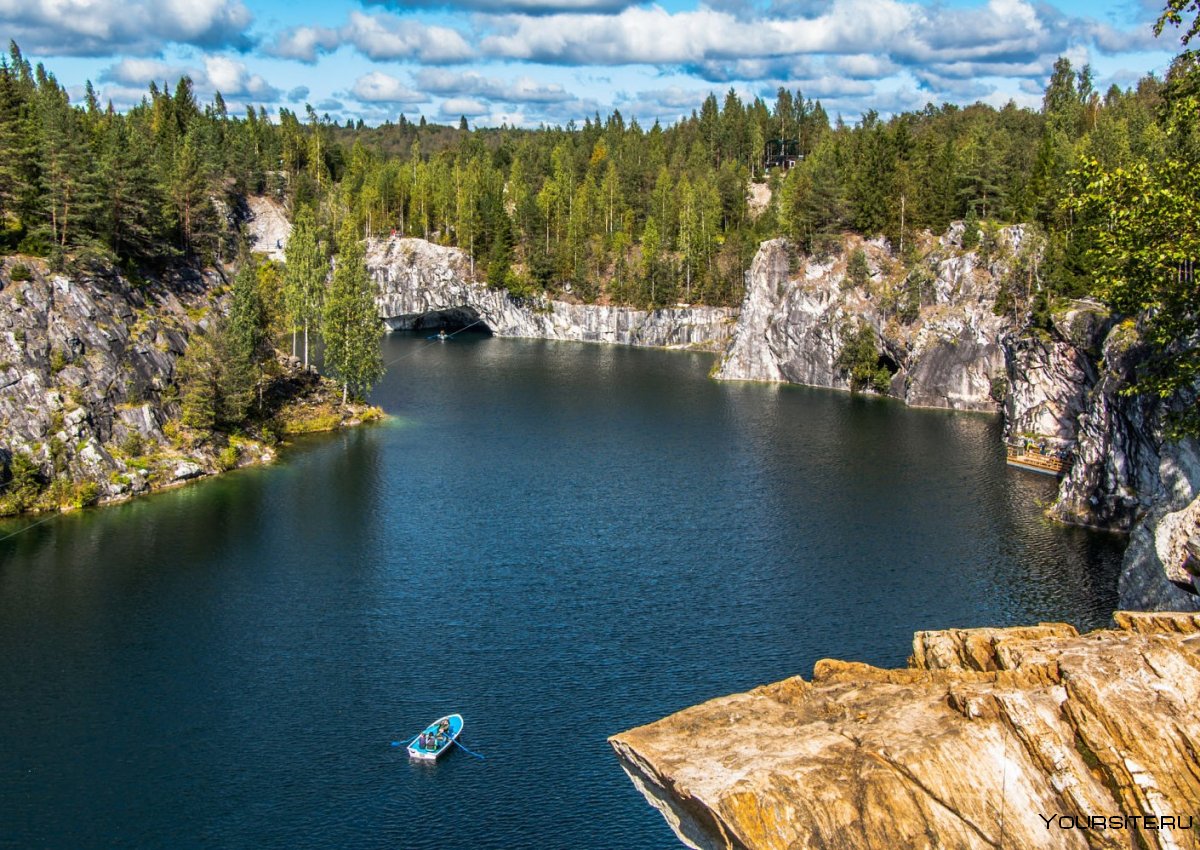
[611,612,1200,850]
[364,236,737,352]
[359,222,1198,611]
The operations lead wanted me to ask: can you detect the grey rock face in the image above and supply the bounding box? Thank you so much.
[1045,320,1200,610]
[715,233,1009,412]
[366,238,737,351]
[0,258,218,504]
[716,235,1200,610]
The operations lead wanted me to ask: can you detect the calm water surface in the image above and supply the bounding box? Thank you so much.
[0,333,1124,849]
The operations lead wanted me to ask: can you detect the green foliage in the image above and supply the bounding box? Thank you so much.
[71,480,100,508]
[846,248,870,289]
[836,322,893,393]
[283,205,327,365]
[176,293,264,434]
[962,208,981,250]
[1067,158,1200,404]
[322,222,384,403]
[120,431,144,458]
[9,263,30,281]
[217,443,240,471]
[0,451,43,514]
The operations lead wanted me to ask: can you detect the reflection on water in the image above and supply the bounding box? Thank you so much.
[0,333,1124,849]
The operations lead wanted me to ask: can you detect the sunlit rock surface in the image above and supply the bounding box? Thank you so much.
[365,237,737,352]
[713,231,1011,412]
[611,613,1200,850]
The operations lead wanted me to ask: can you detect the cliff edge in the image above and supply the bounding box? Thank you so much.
[611,613,1200,850]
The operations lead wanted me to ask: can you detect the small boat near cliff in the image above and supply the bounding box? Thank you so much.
[1005,441,1069,477]
[407,714,463,760]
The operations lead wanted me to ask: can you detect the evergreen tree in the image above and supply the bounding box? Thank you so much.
[322,223,384,404]
[283,205,327,366]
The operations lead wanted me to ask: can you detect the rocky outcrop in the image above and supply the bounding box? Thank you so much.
[0,256,230,508]
[714,230,1010,412]
[245,194,291,263]
[365,237,737,351]
[611,614,1200,850]
[0,254,368,516]
[1036,315,1200,610]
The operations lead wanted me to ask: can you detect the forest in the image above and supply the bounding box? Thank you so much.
[0,0,1196,415]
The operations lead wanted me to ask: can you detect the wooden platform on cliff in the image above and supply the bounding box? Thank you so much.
[1005,444,1069,477]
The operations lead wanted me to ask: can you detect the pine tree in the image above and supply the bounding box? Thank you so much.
[225,259,270,412]
[283,205,327,366]
[322,223,383,404]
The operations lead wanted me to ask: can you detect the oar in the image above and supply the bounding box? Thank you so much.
[454,737,486,760]
[391,735,419,748]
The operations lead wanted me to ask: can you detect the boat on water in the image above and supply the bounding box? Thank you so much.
[407,714,463,761]
[1005,441,1069,477]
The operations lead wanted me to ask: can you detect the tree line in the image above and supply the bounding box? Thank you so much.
[1,3,1197,424]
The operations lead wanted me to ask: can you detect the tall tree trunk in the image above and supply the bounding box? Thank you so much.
[303,318,309,369]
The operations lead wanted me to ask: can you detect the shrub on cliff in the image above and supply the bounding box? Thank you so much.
[836,322,893,394]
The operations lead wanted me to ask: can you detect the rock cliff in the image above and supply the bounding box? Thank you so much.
[0,256,234,509]
[716,230,1200,610]
[715,230,1011,412]
[365,237,737,351]
[611,613,1200,850]
[0,254,368,516]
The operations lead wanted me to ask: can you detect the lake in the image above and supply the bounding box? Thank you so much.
[0,332,1124,849]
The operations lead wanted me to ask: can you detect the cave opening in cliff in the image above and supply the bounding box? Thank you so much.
[386,307,493,335]
[876,350,900,379]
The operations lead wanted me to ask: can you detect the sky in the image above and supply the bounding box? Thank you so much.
[0,0,1184,128]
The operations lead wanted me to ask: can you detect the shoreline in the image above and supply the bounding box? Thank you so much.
[0,379,385,525]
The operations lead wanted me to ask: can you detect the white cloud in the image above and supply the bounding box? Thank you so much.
[99,59,181,86]
[473,0,1155,84]
[351,71,428,104]
[415,69,574,103]
[0,0,253,56]
[479,2,917,65]
[366,0,634,11]
[270,11,472,64]
[97,55,280,103]
[439,97,490,117]
[202,55,279,100]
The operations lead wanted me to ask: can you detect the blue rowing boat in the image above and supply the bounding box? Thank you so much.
[407,714,463,761]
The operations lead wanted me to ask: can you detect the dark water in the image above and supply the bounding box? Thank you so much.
[0,333,1124,849]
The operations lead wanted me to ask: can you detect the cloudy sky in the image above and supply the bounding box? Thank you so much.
[1,0,1181,127]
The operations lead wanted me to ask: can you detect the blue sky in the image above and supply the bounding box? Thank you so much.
[1,0,1181,127]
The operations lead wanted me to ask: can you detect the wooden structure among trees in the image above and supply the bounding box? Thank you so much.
[763,139,801,172]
